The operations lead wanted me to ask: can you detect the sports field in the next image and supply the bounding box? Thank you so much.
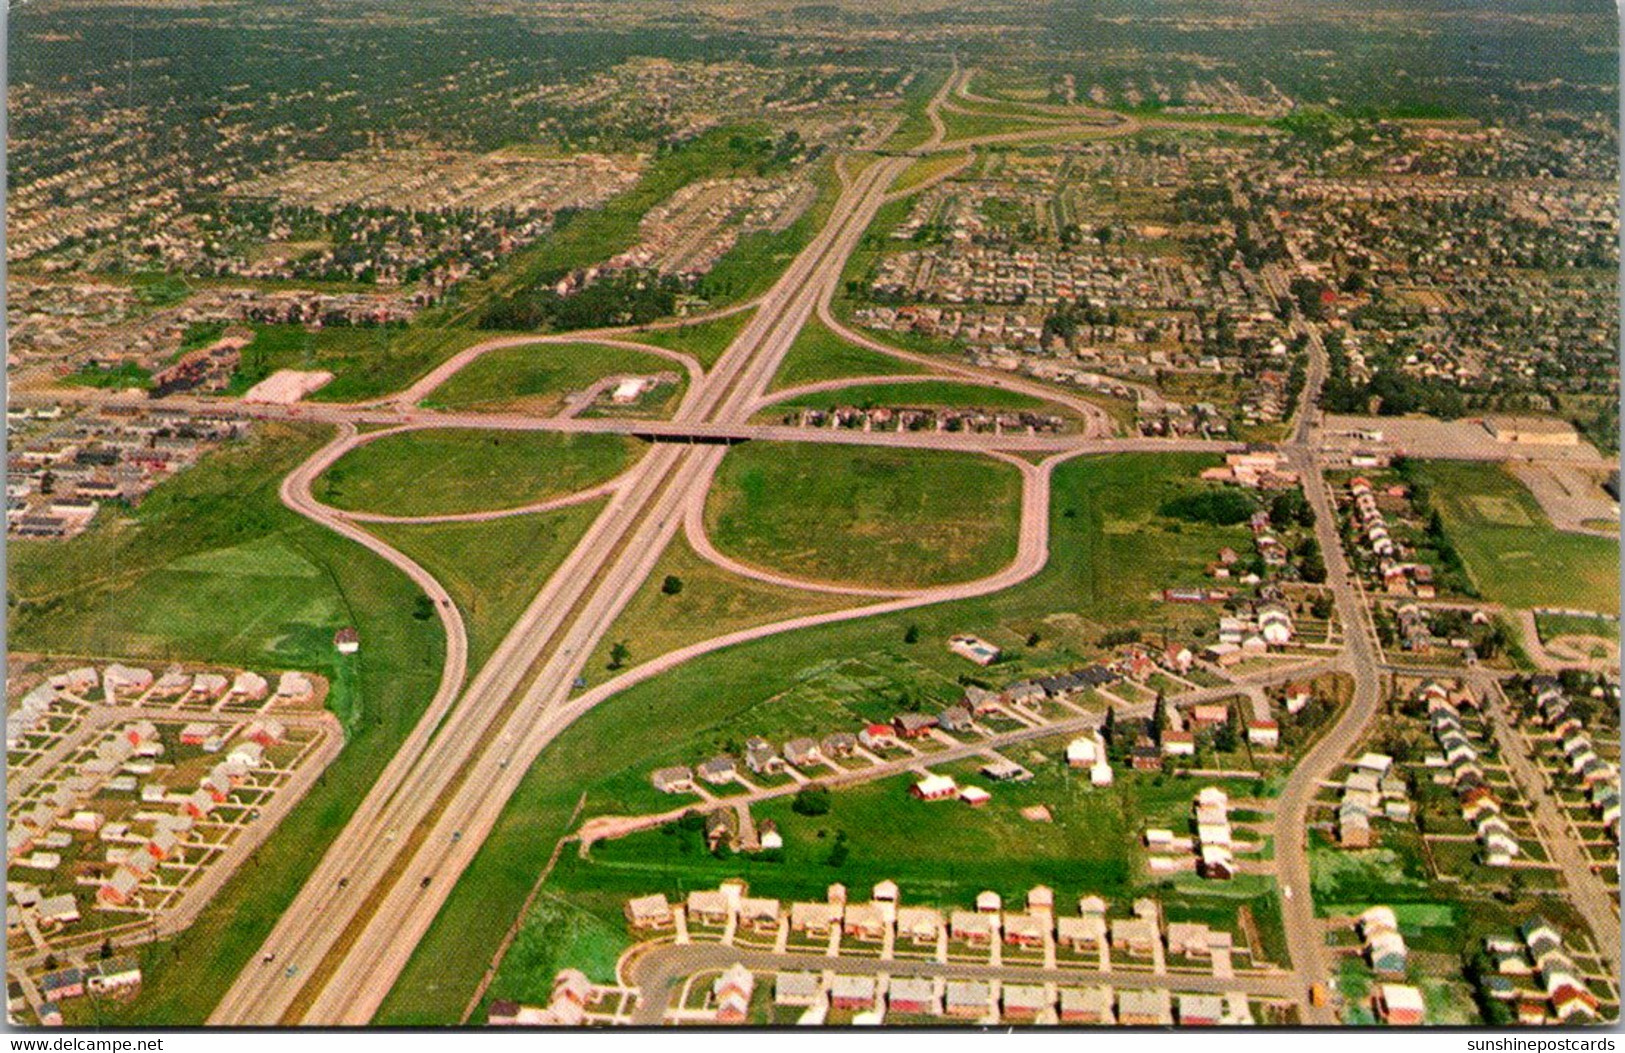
[1411,460,1619,614]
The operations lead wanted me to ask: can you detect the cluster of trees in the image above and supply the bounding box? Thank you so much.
[1159,488,1256,526]
[480,269,681,331]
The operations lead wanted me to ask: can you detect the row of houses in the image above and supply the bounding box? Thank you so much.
[1357,907,1410,979]
[35,957,143,1022]
[1145,786,1237,880]
[625,881,1235,964]
[1482,918,1602,1024]
[1531,678,1620,842]
[764,968,1255,1025]
[650,663,1129,795]
[8,404,244,540]
[1348,476,1436,599]
[1337,752,1409,849]
[1419,682,1522,866]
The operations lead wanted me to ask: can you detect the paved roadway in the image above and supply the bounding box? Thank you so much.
[1266,318,1386,1023]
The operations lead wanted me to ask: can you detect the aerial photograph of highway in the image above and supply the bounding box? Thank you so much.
[4,0,1621,1037]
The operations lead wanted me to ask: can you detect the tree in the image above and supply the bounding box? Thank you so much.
[608,640,631,670]
[903,624,920,644]
[793,783,832,816]
[825,830,849,868]
[1025,631,1041,647]
[1214,706,1239,753]
[660,574,684,596]
[1152,693,1168,743]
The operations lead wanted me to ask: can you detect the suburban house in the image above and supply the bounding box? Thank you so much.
[911,774,957,801]
[828,974,877,1012]
[944,980,992,1018]
[1374,983,1425,1025]
[624,893,674,930]
[651,766,695,794]
[774,972,822,1008]
[1059,986,1114,1024]
[947,635,1002,666]
[887,976,938,1016]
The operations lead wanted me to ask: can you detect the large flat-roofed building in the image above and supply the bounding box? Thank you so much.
[1482,416,1579,446]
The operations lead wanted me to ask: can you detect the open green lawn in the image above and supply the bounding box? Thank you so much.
[229,324,495,403]
[62,361,153,391]
[632,308,754,370]
[369,501,606,670]
[768,316,926,391]
[577,534,858,691]
[760,379,1070,420]
[8,422,445,1024]
[421,341,684,416]
[381,451,1254,1022]
[1535,611,1620,642]
[1411,461,1619,614]
[705,442,1023,588]
[313,429,639,517]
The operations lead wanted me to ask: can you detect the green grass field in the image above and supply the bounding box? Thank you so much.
[706,442,1023,588]
[577,535,859,691]
[229,324,495,403]
[938,106,1059,144]
[1411,461,1619,614]
[761,379,1068,420]
[421,341,684,416]
[1536,611,1620,642]
[767,316,926,391]
[9,422,446,1024]
[313,429,639,517]
[632,308,755,370]
[380,451,1249,1022]
[369,501,606,670]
